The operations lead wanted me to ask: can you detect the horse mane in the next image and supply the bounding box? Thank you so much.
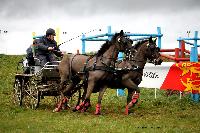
[96,33,120,57]
[134,39,149,49]
[110,32,120,43]
[96,41,111,57]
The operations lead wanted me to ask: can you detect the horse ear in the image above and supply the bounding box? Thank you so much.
[149,36,153,43]
[130,39,133,44]
[120,30,124,36]
[153,37,157,43]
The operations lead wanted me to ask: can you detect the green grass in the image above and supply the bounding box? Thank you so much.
[0,54,200,133]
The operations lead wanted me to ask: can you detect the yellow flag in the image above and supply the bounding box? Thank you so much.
[56,28,60,45]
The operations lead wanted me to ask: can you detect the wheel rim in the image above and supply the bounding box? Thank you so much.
[13,78,22,106]
[23,80,40,109]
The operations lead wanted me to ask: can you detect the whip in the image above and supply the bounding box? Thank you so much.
[58,28,101,47]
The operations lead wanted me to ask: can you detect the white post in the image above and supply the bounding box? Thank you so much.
[154,88,157,99]
[179,91,182,99]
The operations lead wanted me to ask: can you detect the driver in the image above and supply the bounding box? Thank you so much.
[35,28,63,66]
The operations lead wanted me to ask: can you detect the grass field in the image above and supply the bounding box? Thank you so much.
[0,54,200,133]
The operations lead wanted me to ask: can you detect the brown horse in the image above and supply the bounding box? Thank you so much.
[54,30,132,112]
[75,37,162,115]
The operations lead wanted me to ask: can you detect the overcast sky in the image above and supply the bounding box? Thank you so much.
[0,0,200,54]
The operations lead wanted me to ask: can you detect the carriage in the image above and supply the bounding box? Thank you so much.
[13,57,80,109]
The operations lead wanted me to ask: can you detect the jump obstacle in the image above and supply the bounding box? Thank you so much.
[159,31,200,102]
[160,31,200,63]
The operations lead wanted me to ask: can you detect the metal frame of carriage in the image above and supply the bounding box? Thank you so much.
[13,57,65,109]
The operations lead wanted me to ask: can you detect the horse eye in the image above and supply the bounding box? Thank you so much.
[117,38,121,42]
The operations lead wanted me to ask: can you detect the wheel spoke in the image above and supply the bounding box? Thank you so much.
[23,78,40,109]
[13,78,22,106]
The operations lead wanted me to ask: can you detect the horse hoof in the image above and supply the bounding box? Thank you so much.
[53,107,60,112]
[81,108,86,113]
[62,103,70,110]
[124,110,129,115]
[72,107,78,112]
[94,112,101,115]
[124,110,130,115]
[72,108,78,112]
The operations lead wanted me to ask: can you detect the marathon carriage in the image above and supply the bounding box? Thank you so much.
[13,57,80,109]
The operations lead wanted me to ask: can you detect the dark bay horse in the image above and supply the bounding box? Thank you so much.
[54,30,132,112]
[76,37,162,115]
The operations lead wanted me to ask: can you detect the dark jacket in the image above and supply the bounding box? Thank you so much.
[36,36,62,57]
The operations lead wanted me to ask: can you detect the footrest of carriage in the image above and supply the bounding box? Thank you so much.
[15,73,34,77]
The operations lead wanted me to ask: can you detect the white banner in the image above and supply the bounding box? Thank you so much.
[139,62,174,88]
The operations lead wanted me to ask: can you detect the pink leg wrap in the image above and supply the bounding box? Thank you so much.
[131,93,139,104]
[75,102,85,111]
[125,105,129,115]
[62,97,70,110]
[53,97,69,112]
[124,93,140,115]
[95,104,101,115]
[75,100,91,112]
[81,101,91,112]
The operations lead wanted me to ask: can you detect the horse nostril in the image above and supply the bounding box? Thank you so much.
[158,59,162,65]
[154,59,162,65]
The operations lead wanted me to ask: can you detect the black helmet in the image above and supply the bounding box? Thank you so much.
[46,28,56,36]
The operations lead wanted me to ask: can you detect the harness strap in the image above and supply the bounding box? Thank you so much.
[84,65,115,73]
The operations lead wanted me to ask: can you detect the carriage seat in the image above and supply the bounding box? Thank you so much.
[23,57,60,80]
[23,57,42,74]
[41,61,61,81]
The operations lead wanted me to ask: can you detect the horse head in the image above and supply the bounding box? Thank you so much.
[146,37,162,65]
[125,37,162,67]
[111,30,132,52]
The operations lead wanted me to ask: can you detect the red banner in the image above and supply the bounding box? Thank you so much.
[161,62,200,93]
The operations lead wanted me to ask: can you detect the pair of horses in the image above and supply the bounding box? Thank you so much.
[55,30,162,115]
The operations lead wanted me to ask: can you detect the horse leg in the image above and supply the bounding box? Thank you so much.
[126,90,140,115]
[53,80,68,112]
[76,79,95,112]
[95,86,107,115]
[72,82,87,112]
[54,80,77,112]
[121,79,140,115]
[127,89,133,105]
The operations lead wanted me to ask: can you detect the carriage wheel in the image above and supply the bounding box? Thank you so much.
[13,78,22,106]
[23,80,40,109]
